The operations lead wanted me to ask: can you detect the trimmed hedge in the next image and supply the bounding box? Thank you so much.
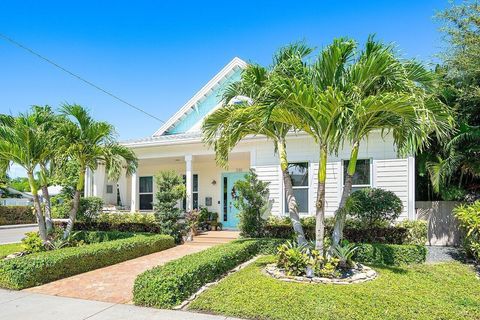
[133,238,280,309]
[0,234,174,289]
[353,243,427,265]
[55,220,161,233]
[0,206,36,225]
[264,223,421,245]
[71,230,150,244]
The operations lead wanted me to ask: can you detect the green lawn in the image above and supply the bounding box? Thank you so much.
[0,243,23,259]
[189,256,480,320]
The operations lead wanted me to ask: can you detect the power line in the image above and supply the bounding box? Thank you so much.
[0,32,165,123]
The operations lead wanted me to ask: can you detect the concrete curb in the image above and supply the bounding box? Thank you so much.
[0,224,37,230]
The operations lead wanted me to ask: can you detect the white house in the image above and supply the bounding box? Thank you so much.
[85,57,415,229]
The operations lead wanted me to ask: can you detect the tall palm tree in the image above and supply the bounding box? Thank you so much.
[203,45,312,245]
[269,38,357,253]
[30,105,62,233]
[57,104,138,238]
[329,41,454,245]
[270,37,454,252]
[0,113,51,241]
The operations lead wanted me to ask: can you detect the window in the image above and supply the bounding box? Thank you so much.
[343,159,371,192]
[183,174,199,210]
[139,176,153,210]
[106,185,113,194]
[284,163,309,214]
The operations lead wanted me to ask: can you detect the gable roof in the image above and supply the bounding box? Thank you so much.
[153,57,247,137]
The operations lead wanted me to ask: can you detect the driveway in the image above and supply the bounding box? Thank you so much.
[0,289,242,320]
[27,231,239,304]
[0,224,37,244]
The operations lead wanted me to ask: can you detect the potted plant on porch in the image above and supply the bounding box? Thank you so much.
[185,209,200,236]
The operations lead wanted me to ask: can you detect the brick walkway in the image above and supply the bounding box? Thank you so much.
[26,231,239,304]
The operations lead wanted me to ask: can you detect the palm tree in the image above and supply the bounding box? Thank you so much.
[270,37,454,252]
[31,105,62,233]
[329,41,454,245]
[0,113,51,241]
[57,104,138,238]
[425,123,480,195]
[203,45,312,245]
[269,38,356,253]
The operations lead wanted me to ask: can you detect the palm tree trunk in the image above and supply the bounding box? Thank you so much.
[63,168,85,239]
[278,141,307,245]
[278,140,307,245]
[41,185,53,233]
[315,144,328,254]
[27,173,48,242]
[332,141,359,246]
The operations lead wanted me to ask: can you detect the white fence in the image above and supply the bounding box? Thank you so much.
[415,201,463,246]
[0,198,33,206]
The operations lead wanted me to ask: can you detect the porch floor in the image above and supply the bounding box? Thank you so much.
[26,231,239,304]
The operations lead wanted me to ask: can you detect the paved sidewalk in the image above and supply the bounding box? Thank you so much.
[27,231,239,304]
[0,289,242,320]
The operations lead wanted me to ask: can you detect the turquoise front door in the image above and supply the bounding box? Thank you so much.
[221,172,247,229]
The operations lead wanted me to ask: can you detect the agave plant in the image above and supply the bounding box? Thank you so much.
[330,242,358,269]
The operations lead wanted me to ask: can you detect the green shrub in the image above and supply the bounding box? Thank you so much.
[0,206,36,225]
[453,201,480,262]
[21,231,45,253]
[264,216,415,245]
[133,239,279,308]
[70,230,144,244]
[396,220,428,245]
[51,196,104,220]
[51,195,71,218]
[346,188,403,227]
[55,212,160,233]
[78,197,104,221]
[154,171,186,243]
[353,243,427,265]
[0,234,174,289]
[234,169,270,238]
[95,212,157,224]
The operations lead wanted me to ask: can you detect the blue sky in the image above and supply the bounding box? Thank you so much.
[1,1,449,176]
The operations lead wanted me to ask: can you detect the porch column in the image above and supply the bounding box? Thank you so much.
[92,164,106,199]
[185,154,193,212]
[407,156,415,220]
[130,172,137,212]
[84,168,92,197]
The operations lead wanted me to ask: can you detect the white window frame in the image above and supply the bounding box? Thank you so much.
[341,158,373,190]
[139,176,154,211]
[283,162,310,215]
[183,174,199,210]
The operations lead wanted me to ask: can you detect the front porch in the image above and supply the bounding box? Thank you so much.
[85,151,253,228]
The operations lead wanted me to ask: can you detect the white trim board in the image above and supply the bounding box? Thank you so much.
[152,57,248,137]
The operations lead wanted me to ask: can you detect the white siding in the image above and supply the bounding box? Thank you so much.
[253,165,282,215]
[311,162,341,217]
[374,158,409,219]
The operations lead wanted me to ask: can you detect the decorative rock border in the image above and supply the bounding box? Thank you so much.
[264,263,377,284]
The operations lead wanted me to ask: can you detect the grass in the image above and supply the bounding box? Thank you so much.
[0,243,23,259]
[189,256,480,320]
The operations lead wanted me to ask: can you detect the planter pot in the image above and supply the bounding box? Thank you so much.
[191,227,198,236]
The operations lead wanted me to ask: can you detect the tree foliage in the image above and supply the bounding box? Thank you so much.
[153,170,186,243]
[416,1,480,201]
[233,169,271,238]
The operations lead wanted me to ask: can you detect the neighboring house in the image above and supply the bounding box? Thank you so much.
[0,187,34,206]
[85,57,415,229]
